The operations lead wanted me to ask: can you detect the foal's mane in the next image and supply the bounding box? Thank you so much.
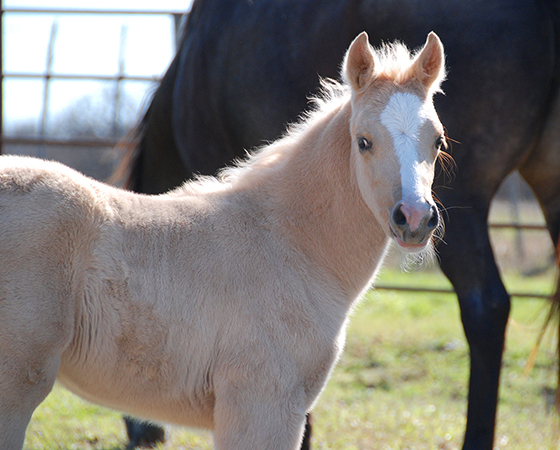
[170,80,350,196]
[170,40,422,197]
[221,80,349,180]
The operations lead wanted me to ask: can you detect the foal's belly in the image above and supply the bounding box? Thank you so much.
[56,275,218,428]
[56,360,216,429]
[57,307,217,429]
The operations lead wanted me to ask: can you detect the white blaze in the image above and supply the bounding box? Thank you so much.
[380,92,430,204]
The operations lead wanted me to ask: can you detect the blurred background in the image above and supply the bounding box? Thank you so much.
[1,0,192,180]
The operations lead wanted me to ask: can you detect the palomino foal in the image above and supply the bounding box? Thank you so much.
[0,32,445,450]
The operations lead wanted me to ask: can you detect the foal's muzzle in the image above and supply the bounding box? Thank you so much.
[389,200,439,251]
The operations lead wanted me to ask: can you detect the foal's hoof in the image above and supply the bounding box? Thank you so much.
[124,416,166,449]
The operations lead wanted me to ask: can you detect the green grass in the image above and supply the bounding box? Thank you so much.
[311,266,559,450]
[23,265,560,450]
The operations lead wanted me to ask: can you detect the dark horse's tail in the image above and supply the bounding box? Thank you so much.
[552,239,560,412]
[526,235,560,412]
[111,50,187,194]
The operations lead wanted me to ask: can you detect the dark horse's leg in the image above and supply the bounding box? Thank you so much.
[436,200,510,450]
[431,6,555,444]
[124,417,165,449]
[301,413,312,450]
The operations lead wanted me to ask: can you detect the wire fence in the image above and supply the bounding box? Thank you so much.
[0,6,187,153]
[0,6,555,300]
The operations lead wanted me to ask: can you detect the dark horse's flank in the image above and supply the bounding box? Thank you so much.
[119,1,560,449]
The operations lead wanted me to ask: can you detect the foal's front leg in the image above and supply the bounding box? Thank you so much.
[213,382,308,450]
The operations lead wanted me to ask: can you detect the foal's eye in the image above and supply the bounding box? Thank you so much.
[435,135,445,150]
[357,136,372,152]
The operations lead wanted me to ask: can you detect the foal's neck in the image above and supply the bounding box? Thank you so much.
[268,102,389,299]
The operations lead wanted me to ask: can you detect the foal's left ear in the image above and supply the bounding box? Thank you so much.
[343,32,376,92]
[411,32,446,93]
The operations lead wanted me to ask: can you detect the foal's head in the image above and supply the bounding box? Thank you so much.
[344,32,446,253]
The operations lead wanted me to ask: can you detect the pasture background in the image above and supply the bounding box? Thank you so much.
[23,199,560,450]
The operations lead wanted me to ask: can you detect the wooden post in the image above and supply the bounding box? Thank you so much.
[0,5,4,155]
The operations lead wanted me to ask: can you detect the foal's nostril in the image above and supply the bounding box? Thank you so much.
[392,205,407,227]
[427,205,439,229]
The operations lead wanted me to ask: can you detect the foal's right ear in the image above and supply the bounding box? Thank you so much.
[343,32,376,92]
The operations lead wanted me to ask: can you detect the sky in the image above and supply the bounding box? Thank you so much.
[2,0,193,133]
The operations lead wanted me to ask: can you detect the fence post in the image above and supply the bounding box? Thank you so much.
[113,23,128,139]
[38,20,58,159]
[1,5,4,155]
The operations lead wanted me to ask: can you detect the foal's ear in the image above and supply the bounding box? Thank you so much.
[411,32,446,92]
[343,32,376,92]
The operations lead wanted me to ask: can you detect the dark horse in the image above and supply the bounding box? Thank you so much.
[117,1,560,449]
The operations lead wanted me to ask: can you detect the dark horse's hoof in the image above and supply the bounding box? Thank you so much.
[124,416,166,449]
